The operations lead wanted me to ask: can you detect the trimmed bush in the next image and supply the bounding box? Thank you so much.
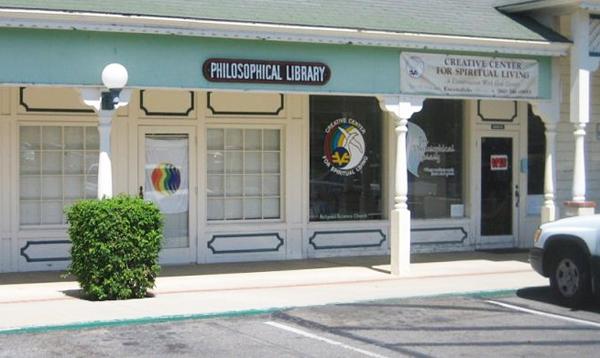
[65,195,163,300]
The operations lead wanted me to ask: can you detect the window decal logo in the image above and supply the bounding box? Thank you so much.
[407,122,428,177]
[406,56,425,79]
[151,162,181,196]
[323,118,368,176]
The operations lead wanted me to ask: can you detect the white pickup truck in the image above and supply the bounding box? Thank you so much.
[529,214,600,307]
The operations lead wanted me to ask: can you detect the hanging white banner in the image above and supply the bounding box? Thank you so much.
[400,52,538,98]
[144,136,189,214]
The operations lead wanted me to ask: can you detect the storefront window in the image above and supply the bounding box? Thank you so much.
[309,96,383,221]
[407,99,463,219]
[19,125,99,226]
[206,128,281,221]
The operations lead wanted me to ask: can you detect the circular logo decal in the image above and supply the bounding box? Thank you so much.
[323,118,368,176]
[151,162,181,196]
[407,56,425,79]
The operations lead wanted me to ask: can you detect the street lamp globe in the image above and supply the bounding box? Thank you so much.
[101,63,128,89]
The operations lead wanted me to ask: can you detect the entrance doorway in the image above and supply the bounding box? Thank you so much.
[476,132,519,249]
[138,127,197,264]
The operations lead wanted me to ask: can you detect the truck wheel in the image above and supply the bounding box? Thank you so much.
[549,248,591,307]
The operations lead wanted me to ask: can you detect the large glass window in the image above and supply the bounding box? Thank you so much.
[206,128,281,221]
[309,96,383,221]
[19,125,99,226]
[407,99,463,219]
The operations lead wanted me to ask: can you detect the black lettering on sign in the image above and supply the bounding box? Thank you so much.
[203,58,331,85]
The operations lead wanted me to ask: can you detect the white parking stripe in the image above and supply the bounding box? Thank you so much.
[264,321,389,358]
[486,300,600,328]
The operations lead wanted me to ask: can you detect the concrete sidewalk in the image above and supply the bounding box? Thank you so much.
[0,251,547,333]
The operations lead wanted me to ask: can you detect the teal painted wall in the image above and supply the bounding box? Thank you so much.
[0,28,552,98]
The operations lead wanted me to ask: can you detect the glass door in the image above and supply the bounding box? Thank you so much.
[139,127,196,264]
[477,132,519,249]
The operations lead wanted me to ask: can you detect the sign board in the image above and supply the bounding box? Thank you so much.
[490,155,509,171]
[401,52,538,98]
[203,58,331,85]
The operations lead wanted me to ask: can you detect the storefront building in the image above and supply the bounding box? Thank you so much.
[0,1,597,274]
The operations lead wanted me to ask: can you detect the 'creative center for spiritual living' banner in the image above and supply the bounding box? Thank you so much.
[400,52,539,98]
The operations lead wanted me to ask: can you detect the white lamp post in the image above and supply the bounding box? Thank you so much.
[97,63,128,199]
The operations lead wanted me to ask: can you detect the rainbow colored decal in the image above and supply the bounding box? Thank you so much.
[151,162,181,196]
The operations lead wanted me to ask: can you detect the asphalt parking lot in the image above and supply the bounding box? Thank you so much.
[1,286,599,357]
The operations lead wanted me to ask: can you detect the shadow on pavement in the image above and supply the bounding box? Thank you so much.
[0,250,529,285]
[516,286,600,313]
[60,288,156,301]
[0,271,71,285]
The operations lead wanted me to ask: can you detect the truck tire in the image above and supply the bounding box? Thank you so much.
[549,248,591,307]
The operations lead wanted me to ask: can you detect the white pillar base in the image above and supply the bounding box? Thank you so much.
[564,201,596,217]
[390,208,410,276]
[540,205,556,224]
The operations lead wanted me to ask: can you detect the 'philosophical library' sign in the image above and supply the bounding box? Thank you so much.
[203,58,331,85]
[400,52,539,98]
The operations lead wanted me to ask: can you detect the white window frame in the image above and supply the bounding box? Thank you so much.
[205,124,285,223]
[18,123,99,229]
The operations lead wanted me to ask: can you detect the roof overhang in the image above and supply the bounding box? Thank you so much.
[0,8,570,57]
[499,0,600,14]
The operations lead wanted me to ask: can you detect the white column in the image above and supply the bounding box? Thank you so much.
[531,58,561,223]
[97,109,115,199]
[379,96,424,276]
[569,10,596,201]
[572,123,587,202]
[567,9,599,215]
[79,88,131,200]
[529,102,559,223]
[542,122,557,223]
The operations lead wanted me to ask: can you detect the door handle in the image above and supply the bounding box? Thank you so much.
[139,185,144,199]
[515,184,520,208]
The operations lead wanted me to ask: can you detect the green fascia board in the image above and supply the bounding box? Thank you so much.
[0,28,552,99]
[0,28,400,94]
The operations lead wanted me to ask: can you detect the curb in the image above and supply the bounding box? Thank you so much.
[0,307,285,336]
[0,288,519,335]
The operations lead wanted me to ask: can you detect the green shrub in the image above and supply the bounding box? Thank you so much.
[65,195,163,300]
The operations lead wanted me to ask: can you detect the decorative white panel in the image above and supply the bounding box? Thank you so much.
[308,229,386,250]
[19,239,71,263]
[477,100,517,122]
[590,18,600,56]
[207,232,284,255]
[18,87,93,114]
[411,227,468,245]
[140,89,195,117]
[207,92,284,116]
